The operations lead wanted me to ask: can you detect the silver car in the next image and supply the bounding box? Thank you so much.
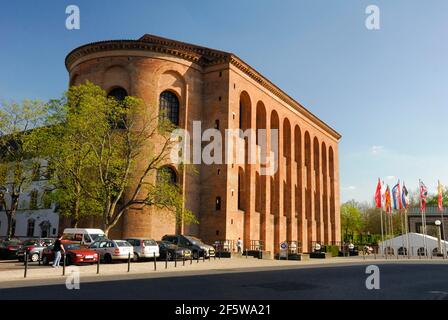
[89,240,133,263]
[125,238,160,261]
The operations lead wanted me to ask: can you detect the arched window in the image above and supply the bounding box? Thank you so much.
[108,87,128,129]
[157,166,177,185]
[159,91,179,126]
[27,219,35,237]
[29,190,38,210]
[108,87,128,102]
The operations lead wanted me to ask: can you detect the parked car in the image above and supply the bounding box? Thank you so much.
[17,239,54,262]
[89,240,133,263]
[157,240,192,261]
[161,235,215,259]
[124,238,160,261]
[0,239,22,260]
[41,243,99,265]
[62,228,106,245]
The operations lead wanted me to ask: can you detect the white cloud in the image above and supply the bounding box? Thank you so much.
[343,186,357,191]
[386,175,395,181]
[371,145,384,155]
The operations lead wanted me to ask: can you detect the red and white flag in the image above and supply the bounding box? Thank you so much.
[374,178,382,209]
[419,180,428,214]
[438,180,444,212]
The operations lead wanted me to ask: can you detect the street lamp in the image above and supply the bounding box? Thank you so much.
[435,220,442,255]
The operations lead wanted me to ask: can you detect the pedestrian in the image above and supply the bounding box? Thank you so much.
[52,234,65,268]
[237,237,243,253]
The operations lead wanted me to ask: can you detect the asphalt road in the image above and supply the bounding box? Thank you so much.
[1,262,448,300]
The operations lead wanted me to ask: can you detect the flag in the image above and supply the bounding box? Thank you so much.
[438,180,444,212]
[419,180,428,214]
[402,183,409,209]
[374,178,382,208]
[392,181,403,210]
[385,185,392,214]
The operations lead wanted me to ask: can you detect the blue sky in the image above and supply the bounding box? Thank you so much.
[0,0,447,203]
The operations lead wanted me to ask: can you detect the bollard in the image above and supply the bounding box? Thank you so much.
[363,250,366,260]
[165,253,168,269]
[190,254,193,265]
[374,251,376,260]
[127,252,131,272]
[24,251,28,278]
[218,250,221,260]
[197,252,199,263]
[153,252,157,271]
[97,255,100,274]
[175,252,177,268]
[62,254,66,276]
[183,255,185,267]
[203,253,205,263]
[245,249,248,259]
[38,252,41,266]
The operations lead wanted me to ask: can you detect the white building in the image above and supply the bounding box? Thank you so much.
[379,232,448,256]
[0,160,59,239]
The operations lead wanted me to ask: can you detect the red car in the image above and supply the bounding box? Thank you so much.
[41,243,99,266]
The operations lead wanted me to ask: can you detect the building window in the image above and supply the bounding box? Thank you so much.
[29,190,38,210]
[32,163,41,181]
[157,166,177,185]
[42,191,52,209]
[27,219,35,237]
[108,87,128,102]
[108,87,128,129]
[159,91,179,126]
[216,197,221,211]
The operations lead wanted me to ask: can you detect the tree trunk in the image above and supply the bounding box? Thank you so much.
[6,211,14,240]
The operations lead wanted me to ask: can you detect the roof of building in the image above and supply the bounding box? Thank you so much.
[407,206,448,215]
[65,34,341,140]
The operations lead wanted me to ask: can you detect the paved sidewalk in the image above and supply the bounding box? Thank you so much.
[1,255,447,289]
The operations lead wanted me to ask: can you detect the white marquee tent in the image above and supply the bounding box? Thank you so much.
[378,232,448,256]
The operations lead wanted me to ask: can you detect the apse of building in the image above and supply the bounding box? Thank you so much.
[65,34,341,253]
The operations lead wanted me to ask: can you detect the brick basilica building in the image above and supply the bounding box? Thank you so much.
[65,34,341,253]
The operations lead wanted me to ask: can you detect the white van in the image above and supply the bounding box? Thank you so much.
[62,228,106,245]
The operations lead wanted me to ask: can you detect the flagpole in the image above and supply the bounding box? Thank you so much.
[380,208,385,257]
[441,209,446,259]
[400,209,405,258]
[390,210,394,256]
[405,209,410,259]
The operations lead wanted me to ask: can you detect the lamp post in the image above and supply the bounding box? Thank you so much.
[435,220,442,256]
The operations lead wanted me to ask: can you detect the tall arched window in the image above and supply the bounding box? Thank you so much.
[159,91,179,126]
[27,219,35,237]
[157,166,177,185]
[108,87,128,129]
[108,87,128,102]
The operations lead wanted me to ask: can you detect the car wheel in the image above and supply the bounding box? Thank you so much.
[133,253,139,262]
[65,256,72,266]
[30,253,39,262]
[104,254,112,264]
[42,256,49,265]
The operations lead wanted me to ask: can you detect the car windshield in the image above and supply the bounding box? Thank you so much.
[23,241,39,246]
[63,244,81,250]
[90,234,106,242]
[143,240,157,246]
[116,241,131,247]
[185,236,203,245]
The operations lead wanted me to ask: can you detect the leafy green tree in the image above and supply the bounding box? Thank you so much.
[34,82,197,236]
[340,200,363,241]
[0,100,48,238]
